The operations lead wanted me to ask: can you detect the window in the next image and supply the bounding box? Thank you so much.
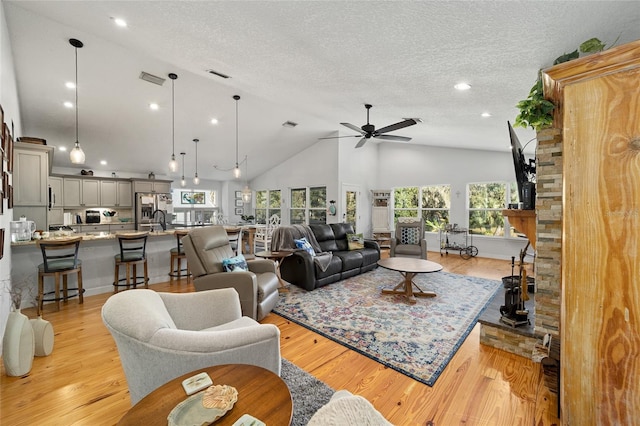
[468,182,507,236]
[255,189,281,224]
[289,186,327,224]
[394,185,451,231]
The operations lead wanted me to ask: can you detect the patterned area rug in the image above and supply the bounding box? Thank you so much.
[274,267,502,386]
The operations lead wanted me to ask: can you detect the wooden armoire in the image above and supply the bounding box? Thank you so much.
[543,40,640,424]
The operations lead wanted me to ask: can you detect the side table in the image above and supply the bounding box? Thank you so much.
[254,250,293,292]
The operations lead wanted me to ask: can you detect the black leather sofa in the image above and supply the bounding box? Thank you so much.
[279,223,380,291]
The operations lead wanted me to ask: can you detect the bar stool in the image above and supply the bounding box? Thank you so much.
[36,236,84,316]
[169,230,190,281]
[113,232,149,293]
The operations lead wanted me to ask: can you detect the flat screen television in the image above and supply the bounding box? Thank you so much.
[508,121,536,209]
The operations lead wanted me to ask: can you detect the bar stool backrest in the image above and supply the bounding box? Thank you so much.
[37,236,83,272]
[174,230,189,254]
[116,232,149,262]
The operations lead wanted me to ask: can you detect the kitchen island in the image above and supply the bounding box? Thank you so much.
[11,230,178,309]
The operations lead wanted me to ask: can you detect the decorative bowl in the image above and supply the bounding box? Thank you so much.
[118,218,132,222]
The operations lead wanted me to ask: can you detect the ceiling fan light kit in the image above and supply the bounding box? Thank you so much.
[69,38,86,164]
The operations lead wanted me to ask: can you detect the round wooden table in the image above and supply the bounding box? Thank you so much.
[377,258,443,304]
[118,364,292,426]
[254,250,293,291]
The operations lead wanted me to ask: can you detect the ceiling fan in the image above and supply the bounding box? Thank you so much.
[322,104,419,148]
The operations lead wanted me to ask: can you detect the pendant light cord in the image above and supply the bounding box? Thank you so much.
[235,95,240,168]
[172,77,175,155]
[75,44,79,144]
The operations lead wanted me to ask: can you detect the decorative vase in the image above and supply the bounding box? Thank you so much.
[2,309,35,376]
[30,316,54,356]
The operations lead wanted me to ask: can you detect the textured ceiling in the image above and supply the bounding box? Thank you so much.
[4,1,640,181]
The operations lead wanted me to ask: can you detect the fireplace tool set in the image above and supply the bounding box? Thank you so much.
[500,247,531,327]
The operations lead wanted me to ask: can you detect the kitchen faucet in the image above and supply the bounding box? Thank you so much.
[152,209,167,231]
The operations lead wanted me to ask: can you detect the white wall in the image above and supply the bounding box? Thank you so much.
[1,1,23,353]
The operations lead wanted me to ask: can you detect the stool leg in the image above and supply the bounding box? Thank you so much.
[177,257,182,279]
[38,273,44,316]
[62,274,69,304]
[143,260,149,288]
[131,264,136,288]
[77,268,84,304]
[113,262,120,293]
[54,273,61,311]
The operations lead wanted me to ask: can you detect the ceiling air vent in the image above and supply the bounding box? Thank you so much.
[206,69,230,79]
[282,121,298,128]
[139,71,166,86]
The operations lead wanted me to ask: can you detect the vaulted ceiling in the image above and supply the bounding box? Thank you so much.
[4,1,640,181]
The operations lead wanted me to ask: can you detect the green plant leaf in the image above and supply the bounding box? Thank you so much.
[554,49,579,65]
[580,38,605,53]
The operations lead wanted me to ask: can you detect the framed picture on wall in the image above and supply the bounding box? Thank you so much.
[0,103,4,155]
[181,191,205,204]
[0,228,4,259]
[235,190,242,199]
[235,199,243,207]
[5,124,13,173]
[2,172,7,197]
[235,207,243,215]
[7,185,13,208]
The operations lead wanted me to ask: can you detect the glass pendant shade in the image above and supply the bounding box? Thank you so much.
[242,185,252,203]
[193,175,200,185]
[233,166,241,179]
[70,142,85,164]
[169,155,177,172]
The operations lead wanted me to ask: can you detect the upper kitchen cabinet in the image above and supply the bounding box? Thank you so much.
[13,142,53,206]
[63,177,100,207]
[100,180,132,207]
[132,179,172,194]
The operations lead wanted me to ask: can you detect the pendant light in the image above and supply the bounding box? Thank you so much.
[233,95,241,179]
[241,155,252,203]
[168,73,178,172]
[69,38,85,164]
[193,138,200,185]
[180,152,186,187]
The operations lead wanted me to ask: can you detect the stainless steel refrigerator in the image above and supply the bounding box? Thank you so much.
[135,192,173,231]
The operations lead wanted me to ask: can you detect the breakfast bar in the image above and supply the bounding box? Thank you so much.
[11,231,177,309]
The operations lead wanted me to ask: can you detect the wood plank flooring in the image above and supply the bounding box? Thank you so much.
[1,251,558,425]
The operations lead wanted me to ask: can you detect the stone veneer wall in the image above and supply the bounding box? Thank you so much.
[534,128,562,338]
[479,127,563,358]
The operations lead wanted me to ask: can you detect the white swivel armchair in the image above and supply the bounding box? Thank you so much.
[102,288,281,405]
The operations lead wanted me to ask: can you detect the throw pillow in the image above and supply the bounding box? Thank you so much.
[347,233,364,250]
[400,227,420,245]
[221,254,249,272]
[294,237,316,257]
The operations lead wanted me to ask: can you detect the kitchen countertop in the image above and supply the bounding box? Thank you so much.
[10,230,177,246]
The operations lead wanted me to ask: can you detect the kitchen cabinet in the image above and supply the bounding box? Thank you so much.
[13,142,53,206]
[542,39,640,424]
[63,178,100,207]
[109,223,135,232]
[132,179,172,194]
[78,224,110,233]
[48,176,64,225]
[100,180,132,207]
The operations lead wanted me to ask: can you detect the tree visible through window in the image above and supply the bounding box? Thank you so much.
[468,182,506,236]
[289,186,327,224]
[394,185,450,231]
[255,189,280,224]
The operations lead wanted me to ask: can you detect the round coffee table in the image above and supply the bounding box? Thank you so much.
[117,364,292,425]
[377,258,443,304]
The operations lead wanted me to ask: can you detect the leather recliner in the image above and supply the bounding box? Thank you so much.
[182,225,279,320]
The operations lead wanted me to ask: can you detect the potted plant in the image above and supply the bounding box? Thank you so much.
[514,38,608,131]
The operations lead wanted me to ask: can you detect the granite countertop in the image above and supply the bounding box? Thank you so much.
[11,230,176,246]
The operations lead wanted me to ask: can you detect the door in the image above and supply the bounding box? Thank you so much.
[342,184,360,232]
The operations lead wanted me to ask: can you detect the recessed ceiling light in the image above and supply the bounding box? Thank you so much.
[113,17,127,27]
[454,82,471,91]
[481,112,492,117]
[210,118,219,125]
[64,101,73,108]
[100,160,107,165]
[149,103,159,110]
[65,82,75,89]
[58,146,67,152]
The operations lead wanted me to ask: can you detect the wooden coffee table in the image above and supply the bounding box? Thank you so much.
[377,258,443,304]
[118,364,292,426]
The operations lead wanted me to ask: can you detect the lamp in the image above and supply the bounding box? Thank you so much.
[168,73,178,172]
[69,38,85,164]
[241,155,252,203]
[180,152,186,187]
[233,95,241,179]
[193,138,200,185]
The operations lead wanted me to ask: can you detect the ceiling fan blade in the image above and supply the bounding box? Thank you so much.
[318,135,361,140]
[375,119,418,135]
[341,122,366,135]
[374,134,412,142]
[355,137,368,148]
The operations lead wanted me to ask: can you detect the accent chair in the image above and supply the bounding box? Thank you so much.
[390,219,427,259]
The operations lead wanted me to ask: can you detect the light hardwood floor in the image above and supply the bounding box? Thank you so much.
[1,251,558,425]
